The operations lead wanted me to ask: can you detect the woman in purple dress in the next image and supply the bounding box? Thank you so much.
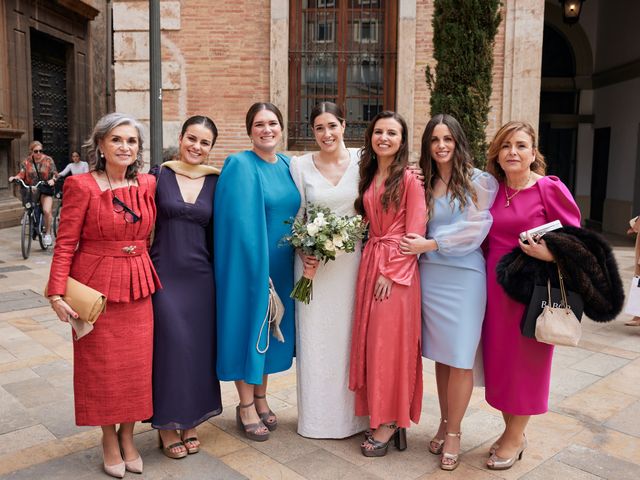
[150,116,222,459]
[482,121,581,470]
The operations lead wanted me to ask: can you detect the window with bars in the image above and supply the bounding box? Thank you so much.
[288,0,398,148]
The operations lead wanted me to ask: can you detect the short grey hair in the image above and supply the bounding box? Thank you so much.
[84,112,145,179]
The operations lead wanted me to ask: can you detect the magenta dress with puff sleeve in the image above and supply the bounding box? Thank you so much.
[482,175,581,415]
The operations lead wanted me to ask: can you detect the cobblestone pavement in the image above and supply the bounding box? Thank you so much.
[0,225,639,479]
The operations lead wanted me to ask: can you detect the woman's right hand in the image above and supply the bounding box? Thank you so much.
[49,297,79,323]
[298,252,320,278]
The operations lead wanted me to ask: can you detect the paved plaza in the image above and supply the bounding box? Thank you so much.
[0,225,639,479]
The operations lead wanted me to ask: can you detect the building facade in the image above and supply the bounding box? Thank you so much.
[0,0,111,225]
[2,1,638,235]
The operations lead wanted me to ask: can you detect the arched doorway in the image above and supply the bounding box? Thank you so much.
[538,24,578,191]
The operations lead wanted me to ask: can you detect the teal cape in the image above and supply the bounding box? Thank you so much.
[214,150,300,384]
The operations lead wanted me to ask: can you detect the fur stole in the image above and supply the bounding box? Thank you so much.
[496,226,624,322]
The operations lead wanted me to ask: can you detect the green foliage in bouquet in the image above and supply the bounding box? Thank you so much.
[282,203,367,303]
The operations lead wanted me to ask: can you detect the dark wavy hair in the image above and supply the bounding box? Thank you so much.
[309,101,345,127]
[245,102,284,136]
[354,111,409,216]
[486,121,546,182]
[419,114,478,213]
[180,115,218,145]
[84,112,145,179]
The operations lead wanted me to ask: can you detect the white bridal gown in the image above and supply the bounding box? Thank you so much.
[290,148,368,438]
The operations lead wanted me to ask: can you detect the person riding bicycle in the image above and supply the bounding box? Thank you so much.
[56,151,89,178]
[9,141,57,247]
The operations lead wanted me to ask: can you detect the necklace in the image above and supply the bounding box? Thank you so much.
[504,172,532,207]
[435,174,450,188]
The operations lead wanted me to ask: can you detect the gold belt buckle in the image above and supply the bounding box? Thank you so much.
[121,245,137,255]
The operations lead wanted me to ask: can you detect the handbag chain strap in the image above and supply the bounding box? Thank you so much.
[547,264,570,310]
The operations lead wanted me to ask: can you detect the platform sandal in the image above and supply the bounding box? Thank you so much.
[440,432,461,471]
[236,401,270,442]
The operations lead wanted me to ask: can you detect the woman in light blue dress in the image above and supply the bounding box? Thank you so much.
[214,103,300,442]
[400,114,497,470]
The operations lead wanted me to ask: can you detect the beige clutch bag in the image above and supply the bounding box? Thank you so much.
[45,277,107,339]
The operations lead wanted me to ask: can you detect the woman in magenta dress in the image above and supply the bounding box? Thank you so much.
[47,113,159,478]
[482,121,581,470]
[349,111,427,457]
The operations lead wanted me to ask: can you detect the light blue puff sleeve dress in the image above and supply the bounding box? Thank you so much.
[419,169,498,368]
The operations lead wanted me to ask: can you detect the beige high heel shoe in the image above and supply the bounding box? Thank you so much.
[428,418,447,455]
[487,436,527,470]
[440,431,461,471]
[123,452,143,474]
[103,436,125,478]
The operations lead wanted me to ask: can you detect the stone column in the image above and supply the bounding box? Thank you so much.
[271,0,289,146]
[397,0,417,160]
[500,0,545,126]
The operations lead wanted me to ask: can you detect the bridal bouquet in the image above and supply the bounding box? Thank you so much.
[281,203,367,304]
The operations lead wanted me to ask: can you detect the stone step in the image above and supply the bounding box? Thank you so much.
[0,196,24,229]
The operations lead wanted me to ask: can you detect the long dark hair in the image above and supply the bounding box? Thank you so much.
[419,114,477,212]
[354,111,409,216]
[180,115,218,145]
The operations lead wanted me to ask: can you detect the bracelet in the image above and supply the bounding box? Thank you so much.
[49,296,63,304]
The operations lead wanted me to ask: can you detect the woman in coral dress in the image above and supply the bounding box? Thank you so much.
[47,113,160,478]
[483,121,581,470]
[349,111,427,457]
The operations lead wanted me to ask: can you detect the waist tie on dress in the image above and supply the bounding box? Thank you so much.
[367,232,403,248]
[78,239,148,257]
[350,230,404,390]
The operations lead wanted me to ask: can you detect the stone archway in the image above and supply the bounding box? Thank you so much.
[540,2,594,195]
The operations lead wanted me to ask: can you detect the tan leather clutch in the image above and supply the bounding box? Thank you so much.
[45,277,107,339]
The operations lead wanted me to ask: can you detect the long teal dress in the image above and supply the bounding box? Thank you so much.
[214,150,300,384]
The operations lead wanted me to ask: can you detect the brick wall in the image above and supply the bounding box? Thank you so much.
[112,1,509,168]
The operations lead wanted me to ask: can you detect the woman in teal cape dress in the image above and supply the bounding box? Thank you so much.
[214,103,299,441]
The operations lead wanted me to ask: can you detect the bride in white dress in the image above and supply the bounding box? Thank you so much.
[290,102,368,438]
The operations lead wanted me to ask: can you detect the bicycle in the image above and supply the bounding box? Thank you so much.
[11,178,49,259]
[52,177,65,237]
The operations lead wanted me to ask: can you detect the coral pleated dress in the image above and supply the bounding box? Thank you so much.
[47,173,160,426]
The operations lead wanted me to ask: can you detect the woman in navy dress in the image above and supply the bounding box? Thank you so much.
[215,103,300,441]
[150,116,222,458]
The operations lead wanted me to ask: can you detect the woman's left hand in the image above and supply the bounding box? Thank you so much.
[374,274,393,301]
[400,233,435,255]
[406,164,424,183]
[519,232,555,262]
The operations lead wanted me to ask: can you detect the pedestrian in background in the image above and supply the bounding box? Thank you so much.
[56,151,89,178]
[9,140,57,246]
